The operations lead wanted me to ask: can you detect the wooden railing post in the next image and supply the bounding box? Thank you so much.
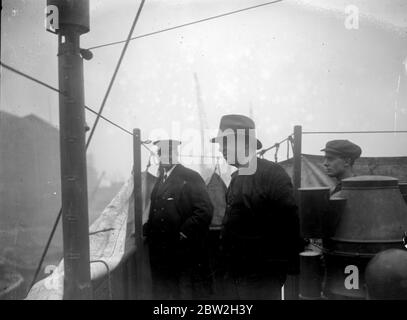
[284,125,302,300]
[293,125,302,201]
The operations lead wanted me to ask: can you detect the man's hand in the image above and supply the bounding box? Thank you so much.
[179,232,188,240]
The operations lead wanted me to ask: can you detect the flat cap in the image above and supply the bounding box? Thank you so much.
[321,140,362,160]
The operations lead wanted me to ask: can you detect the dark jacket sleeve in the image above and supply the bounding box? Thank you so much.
[266,167,303,275]
[179,174,214,239]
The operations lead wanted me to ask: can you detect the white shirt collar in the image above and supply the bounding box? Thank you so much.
[164,164,177,179]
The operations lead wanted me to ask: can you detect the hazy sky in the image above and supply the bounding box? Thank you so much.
[1,0,407,181]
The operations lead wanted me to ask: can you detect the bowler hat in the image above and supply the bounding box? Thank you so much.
[210,114,262,149]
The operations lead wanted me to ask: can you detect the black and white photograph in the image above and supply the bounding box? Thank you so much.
[1,0,407,307]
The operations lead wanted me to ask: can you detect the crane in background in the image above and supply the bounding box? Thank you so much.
[193,72,209,173]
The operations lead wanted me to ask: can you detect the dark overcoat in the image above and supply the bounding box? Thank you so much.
[144,164,214,270]
[222,157,302,276]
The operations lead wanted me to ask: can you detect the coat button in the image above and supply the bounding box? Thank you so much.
[161,218,164,222]
[161,208,164,211]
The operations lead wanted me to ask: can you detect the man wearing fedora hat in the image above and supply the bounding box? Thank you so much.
[143,139,214,299]
[210,114,302,300]
[321,140,362,195]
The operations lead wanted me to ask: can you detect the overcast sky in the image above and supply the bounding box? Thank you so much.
[1,0,407,181]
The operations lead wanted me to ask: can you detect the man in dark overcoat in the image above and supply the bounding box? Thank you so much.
[210,114,303,299]
[143,139,214,299]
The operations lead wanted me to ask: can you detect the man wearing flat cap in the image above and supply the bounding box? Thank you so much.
[210,114,302,299]
[321,139,362,195]
[143,139,214,299]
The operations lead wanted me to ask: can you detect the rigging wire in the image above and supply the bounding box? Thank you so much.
[0,61,134,137]
[1,61,65,94]
[257,135,292,157]
[87,0,285,51]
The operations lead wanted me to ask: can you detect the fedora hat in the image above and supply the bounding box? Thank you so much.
[210,114,262,149]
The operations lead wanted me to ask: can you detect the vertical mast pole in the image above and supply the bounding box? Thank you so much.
[50,0,92,299]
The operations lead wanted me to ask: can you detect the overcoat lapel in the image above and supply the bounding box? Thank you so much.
[155,165,181,196]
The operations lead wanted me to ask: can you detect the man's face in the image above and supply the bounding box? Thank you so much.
[218,135,257,175]
[219,136,239,166]
[323,153,348,178]
[157,147,175,169]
